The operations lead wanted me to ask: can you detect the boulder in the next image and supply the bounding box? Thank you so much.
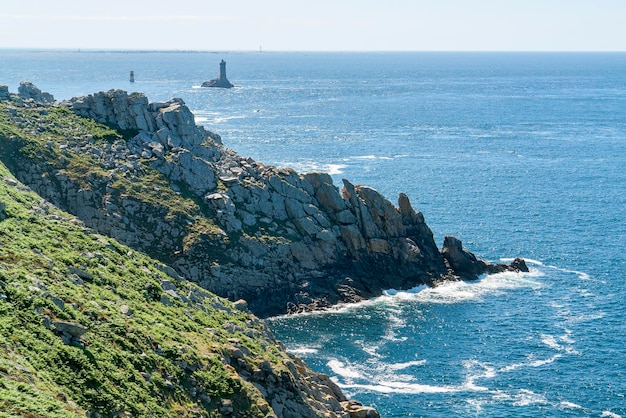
[68,267,93,281]
[341,400,381,418]
[52,320,89,339]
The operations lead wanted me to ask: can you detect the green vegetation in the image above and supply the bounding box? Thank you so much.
[0,104,121,143]
[0,162,286,417]
[110,165,199,221]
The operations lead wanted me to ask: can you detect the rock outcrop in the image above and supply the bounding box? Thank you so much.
[0,83,528,318]
[442,235,527,278]
[17,81,55,104]
[0,84,9,101]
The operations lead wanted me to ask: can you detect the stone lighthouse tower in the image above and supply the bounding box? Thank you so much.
[202,60,234,88]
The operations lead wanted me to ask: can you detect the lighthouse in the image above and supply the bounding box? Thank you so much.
[201,60,234,88]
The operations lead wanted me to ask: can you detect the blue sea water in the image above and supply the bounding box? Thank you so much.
[1,50,625,417]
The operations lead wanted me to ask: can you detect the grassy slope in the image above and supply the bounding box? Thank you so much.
[0,101,238,270]
[0,161,290,417]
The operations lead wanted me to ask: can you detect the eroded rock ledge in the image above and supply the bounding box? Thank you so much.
[0,83,527,318]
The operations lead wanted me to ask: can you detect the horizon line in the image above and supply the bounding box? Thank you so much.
[1,47,626,54]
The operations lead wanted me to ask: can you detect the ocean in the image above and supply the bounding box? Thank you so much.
[1,50,625,417]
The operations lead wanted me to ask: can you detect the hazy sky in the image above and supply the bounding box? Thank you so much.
[1,0,625,51]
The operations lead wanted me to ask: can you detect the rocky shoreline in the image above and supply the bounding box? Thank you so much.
[0,81,531,417]
[0,82,527,318]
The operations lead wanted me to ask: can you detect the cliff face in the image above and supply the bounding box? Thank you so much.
[0,83,525,318]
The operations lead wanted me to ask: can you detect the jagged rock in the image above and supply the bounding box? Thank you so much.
[160,279,177,291]
[441,235,487,277]
[509,257,529,272]
[442,236,528,278]
[177,150,217,194]
[0,85,9,101]
[17,81,54,104]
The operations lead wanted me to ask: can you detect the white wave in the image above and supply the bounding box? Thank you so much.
[287,347,318,355]
[540,331,581,356]
[194,116,209,123]
[541,334,561,350]
[560,329,575,344]
[383,285,427,296]
[501,257,544,266]
[510,389,548,406]
[541,263,592,281]
[560,401,583,409]
[361,344,382,358]
[327,359,363,380]
[270,269,541,322]
[465,398,486,414]
[346,154,399,162]
[601,411,623,418]
[499,354,562,372]
[279,162,346,175]
[211,115,247,123]
[381,331,407,343]
[338,381,458,394]
[326,164,346,175]
[463,360,496,392]
[403,271,543,304]
[498,363,523,372]
[564,312,605,324]
[492,389,549,407]
[387,360,427,370]
[529,354,562,367]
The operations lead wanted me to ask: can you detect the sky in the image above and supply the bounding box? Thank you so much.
[1,0,625,51]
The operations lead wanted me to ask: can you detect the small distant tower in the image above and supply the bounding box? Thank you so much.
[130,70,135,83]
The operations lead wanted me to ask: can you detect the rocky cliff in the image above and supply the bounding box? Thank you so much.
[0,82,526,318]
